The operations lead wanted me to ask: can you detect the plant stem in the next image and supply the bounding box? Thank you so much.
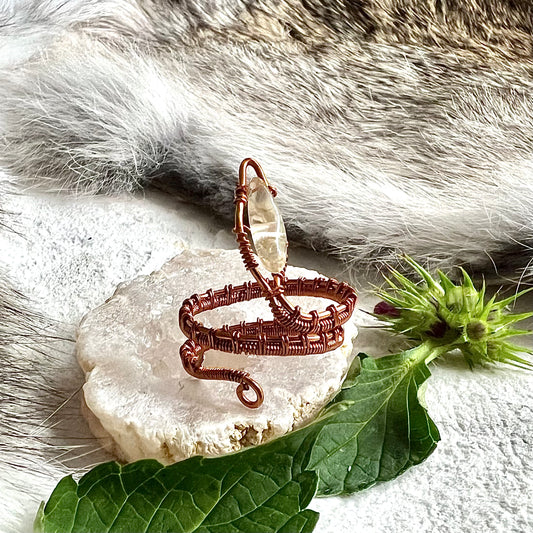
[407,339,455,366]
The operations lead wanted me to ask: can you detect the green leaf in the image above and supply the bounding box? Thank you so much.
[302,342,445,495]
[35,446,319,533]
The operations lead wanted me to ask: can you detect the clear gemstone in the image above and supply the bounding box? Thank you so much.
[247,177,288,273]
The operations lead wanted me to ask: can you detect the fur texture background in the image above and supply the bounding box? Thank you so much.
[1,0,533,274]
[0,1,532,531]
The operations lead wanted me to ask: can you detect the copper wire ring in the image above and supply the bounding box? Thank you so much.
[179,158,357,408]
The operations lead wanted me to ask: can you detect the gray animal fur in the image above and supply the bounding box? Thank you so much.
[0,1,533,530]
[0,179,113,530]
[1,0,533,275]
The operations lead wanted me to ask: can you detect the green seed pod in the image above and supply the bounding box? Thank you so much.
[374,256,533,369]
[466,319,488,341]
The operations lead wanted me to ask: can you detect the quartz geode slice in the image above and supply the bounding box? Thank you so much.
[77,249,359,463]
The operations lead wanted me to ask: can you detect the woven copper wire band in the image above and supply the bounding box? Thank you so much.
[179,158,357,408]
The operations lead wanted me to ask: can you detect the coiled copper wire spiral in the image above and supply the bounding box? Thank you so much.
[179,158,357,408]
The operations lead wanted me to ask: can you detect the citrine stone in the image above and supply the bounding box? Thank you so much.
[247,177,288,273]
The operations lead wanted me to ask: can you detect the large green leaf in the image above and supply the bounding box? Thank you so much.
[34,443,319,533]
[304,344,445,495]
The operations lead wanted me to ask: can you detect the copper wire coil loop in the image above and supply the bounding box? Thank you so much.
[179,158,357,409]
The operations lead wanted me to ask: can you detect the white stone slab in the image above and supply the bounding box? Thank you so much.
[77,248,359,463]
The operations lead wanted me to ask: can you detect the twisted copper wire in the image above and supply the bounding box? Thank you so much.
[179,158,357,408]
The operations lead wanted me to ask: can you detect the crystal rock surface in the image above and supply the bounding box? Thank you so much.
[247,177,288,272]
[77,249,359,463]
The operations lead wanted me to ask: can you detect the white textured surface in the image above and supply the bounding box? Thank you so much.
[0,189,531,533]
[78,248,359,463]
